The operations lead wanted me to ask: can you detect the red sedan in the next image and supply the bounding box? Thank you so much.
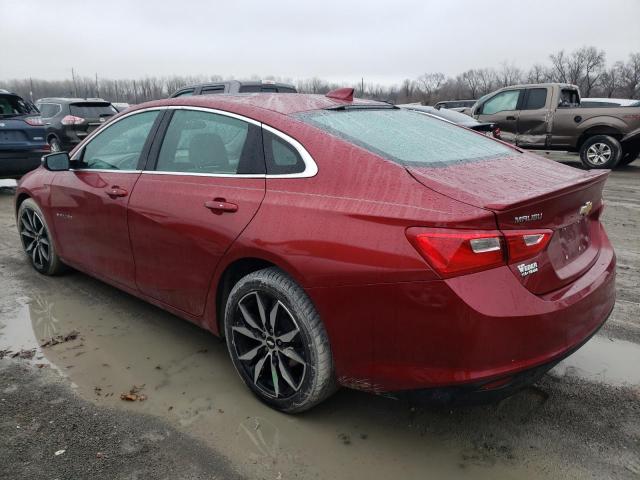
[15,89,616,412]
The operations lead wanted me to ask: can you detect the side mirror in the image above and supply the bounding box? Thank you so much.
[42,152,70,171]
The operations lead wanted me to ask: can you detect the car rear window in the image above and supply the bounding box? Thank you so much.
[69,103,117,118]
[296,108,514,166]
[0,94,38,117]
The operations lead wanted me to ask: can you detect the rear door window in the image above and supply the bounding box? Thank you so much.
[481,90,522,114]
[70,103,117,119]
[297,109,513,167]
[155,109,264,175]
[523,88,547,110]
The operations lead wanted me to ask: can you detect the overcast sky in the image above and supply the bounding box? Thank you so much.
[1,0,638,85]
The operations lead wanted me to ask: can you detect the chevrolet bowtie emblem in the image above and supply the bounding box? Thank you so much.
[579,201,593,216]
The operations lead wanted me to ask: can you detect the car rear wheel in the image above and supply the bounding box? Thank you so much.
[48,137,62,152]
[619,150,639,167]
[579,135,622,169]
[224,267,336,413]
[17,198,65,275]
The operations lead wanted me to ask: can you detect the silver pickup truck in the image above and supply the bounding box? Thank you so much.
[470,83,640,169]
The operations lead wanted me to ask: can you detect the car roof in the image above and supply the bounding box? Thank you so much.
[36,97,111,104]
[137,93,387,116]
[175,80,296,91]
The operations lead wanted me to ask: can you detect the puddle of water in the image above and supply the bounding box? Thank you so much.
[0,278,591,480]
[550,335,640,386]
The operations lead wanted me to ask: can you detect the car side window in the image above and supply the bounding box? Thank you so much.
[77,111,160,170]
[37,103,61,118]
[201,86,225,95]
[481,90,521,114]
[523,88,547,110]
[155,110,264,175]
[263,130,305,175]
[174,89,194,98]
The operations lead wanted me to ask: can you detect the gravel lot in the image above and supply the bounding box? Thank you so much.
[1,153,639,479]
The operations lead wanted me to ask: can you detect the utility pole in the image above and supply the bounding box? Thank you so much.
[361,77,364,97]
[95,72,99,98]
[71,68,78,97]
[29,77,34,102]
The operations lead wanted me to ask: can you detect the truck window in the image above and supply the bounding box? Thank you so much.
[523,88,547,110]
[481,90,521,114]
[559,89,580,107]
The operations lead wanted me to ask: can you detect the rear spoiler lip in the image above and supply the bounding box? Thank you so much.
[484,170,609,211]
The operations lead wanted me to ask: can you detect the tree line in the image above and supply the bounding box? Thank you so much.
[3,47,639,106]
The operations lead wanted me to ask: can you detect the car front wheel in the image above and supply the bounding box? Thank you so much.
[17,198,66,275]
[224,267,336,413]
[579,135,622,169]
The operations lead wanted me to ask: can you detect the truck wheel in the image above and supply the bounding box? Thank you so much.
[579,135,622,169]
[224,267,336,413]
[619,150,639,167]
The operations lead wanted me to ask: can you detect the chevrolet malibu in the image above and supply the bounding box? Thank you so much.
[15,89,616,412]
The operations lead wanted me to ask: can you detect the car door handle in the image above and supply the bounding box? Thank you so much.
[105,185,128,198]
[506,116,516,121]
[204,199,238,213]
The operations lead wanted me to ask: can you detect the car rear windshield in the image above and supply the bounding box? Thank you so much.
[69,102,117,118]
[296,108,514,166]
[0,94,38,117]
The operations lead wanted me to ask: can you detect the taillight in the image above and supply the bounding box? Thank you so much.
[24,116,44,126]
[407,229,505,278]
[61,115,85,125]
[407,227,554,278]
[503,230,553,263]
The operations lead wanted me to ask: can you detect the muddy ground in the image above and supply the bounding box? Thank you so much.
[1,153,639,479]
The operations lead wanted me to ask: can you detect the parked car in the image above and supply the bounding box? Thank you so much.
[16,88,615,412]
[401,104,500,138]
[433,99,477,111]
[0,90,49,177]
[580,98,640,108]
[170,80,297,98]
[470,83,640,168]
[35,98,118,152]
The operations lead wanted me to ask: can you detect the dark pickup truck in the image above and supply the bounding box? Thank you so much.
[470,83,640,169]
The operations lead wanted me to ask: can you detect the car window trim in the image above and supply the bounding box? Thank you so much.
[137,105,317,179]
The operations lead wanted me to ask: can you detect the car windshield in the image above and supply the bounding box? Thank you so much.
[0,94,38,117]
[296,108,513,166]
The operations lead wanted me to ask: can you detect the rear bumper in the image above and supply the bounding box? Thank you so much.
[309,228,616,393]
[0,150,48,176]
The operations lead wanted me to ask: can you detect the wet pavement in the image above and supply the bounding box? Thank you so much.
[1,155,639,479]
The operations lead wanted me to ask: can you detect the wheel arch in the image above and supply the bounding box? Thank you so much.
[15,192,31,216]
[577,125,624,150]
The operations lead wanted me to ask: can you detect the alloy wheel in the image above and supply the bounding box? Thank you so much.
[19,208,51,271]
[586,142,612,165]
[231,291,307,399]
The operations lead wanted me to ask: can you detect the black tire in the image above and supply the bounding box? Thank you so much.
[619,150,639,167]
[224,267,336,413]
[48,137,62,152]
[579,135,622,169]
[17,198,66,275]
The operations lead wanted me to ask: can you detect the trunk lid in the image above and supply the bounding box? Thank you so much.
[408,152,608,294]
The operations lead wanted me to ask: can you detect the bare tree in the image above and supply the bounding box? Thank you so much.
[618,53,640,99]
[498,62,523,87]
[416,72,445,104]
